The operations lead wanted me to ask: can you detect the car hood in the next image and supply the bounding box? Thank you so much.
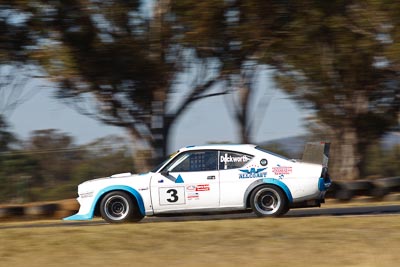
[80,172,152,185]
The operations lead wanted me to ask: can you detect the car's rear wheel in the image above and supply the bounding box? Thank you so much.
[250,185,287,217]
[100,191,144,223]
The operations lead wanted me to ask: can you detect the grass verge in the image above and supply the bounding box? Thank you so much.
[0,215,399,267]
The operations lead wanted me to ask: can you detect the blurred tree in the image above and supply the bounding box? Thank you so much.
[171,0,286,143]
[0,65,36,119]
[0,2,38,119]
[0,115,38,203]
[16,132,133,202]
[3,0,399,179]
[0,5,46,201]
[0,0,34,62]
[0,153,38,203]
[364,144,400,178]
[0,123,135,203]
[24,129,82,186]
[266,1,400,179]
[34,134,134,201]
[28,0,226,172]
[70,135,134,183]
[173,0,400,180]
[0,114,16,152]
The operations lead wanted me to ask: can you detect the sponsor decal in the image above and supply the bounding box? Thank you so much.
[161,173,184,183]
[187,192,199,200]
[80,192,94,198]
[220,154,251,163]
[175,174,184,183]
[138,187,149,191]
[272,165,292,179]
[187,184,210,191]
[272,166,292,175]
[239,167,268,179]
[195,184,210,191]
[186,185,196,191]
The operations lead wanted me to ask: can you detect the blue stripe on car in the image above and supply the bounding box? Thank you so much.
[63,185,145,221]
[63,213,92,221]
[262,178,293,203]
[318,177,331,191]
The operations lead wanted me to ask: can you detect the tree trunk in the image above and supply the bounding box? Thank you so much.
[356,137,374,179]
[150,99,166,164]
[236,74,252,144]
[128,130,153,174]
[148,0,171,167]
[331,126,360,180]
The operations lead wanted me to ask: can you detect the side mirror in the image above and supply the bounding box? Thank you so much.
[160,171,169,177]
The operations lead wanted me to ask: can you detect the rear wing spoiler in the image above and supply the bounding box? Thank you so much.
[302,142,330,167]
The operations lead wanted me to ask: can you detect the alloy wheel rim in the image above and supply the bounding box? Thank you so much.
[104,195,130,220]
[254,188,281,215]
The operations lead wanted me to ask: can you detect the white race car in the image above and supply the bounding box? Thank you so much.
[64,143,331,223]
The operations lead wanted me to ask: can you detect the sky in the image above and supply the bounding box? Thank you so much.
[7,72,309,153]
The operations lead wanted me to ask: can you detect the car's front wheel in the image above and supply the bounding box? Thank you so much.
[250,185,288,217]
[100,191,144,223]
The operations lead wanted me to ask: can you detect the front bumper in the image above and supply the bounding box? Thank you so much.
[63,195,95,221]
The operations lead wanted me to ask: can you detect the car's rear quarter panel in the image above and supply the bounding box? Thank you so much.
[252,150,323,202]
[285,162,323,201]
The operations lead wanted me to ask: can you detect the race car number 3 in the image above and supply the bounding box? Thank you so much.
[159,187,185,205]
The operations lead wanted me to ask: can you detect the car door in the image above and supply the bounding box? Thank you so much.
[218,150,256,207]
[150,150,220,213]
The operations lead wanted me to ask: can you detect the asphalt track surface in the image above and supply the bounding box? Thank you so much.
[1,204,400,229]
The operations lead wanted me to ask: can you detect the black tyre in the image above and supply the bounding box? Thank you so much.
[100,191,144,223]
[334,188,354,202]
[370,186,390,200]
[279,205,290,217]
[250,185,287,217]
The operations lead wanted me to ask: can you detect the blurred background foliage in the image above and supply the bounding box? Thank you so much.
[0,0,400,203]
[0,121,134,203]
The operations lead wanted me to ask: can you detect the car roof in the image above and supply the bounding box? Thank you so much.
[179,144,257,153]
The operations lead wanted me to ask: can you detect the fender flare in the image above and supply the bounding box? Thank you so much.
[95,185,145,216]
[64,185,145,221]
[243,178,293,207]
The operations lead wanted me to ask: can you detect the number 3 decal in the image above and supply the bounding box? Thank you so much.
[166,189,178,203]
[159,187,185,205]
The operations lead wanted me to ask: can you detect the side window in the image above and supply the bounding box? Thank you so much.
[167,150,218,172]
[219,151,253,170]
